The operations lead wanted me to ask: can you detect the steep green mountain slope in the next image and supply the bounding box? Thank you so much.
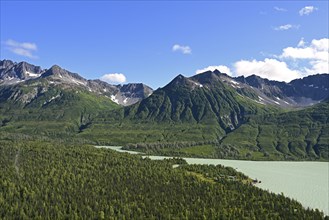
[220,100,329,160]
[0,141,326,219]
[0,82,118,140]
[120,101,328,161]
[79,72,281,147]
[124,72,279,128]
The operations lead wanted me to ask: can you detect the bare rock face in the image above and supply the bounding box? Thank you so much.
[0,60,45,84]
[235,73,329,107]
[0,60,154,106]
[115,83,153,106]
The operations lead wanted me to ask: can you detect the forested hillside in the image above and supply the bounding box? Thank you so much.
[121,101,329,161]
[221,100,329,160]
[0,141,326,219]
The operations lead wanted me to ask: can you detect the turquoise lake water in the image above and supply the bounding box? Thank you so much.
[95,146,329,215]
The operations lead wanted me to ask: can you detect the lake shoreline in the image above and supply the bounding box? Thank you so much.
[95,145,329,216]
[95,145,329,163]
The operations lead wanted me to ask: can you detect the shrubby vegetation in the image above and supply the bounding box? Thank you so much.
[0,141,327,219]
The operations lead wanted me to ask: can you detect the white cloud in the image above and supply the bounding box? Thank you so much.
[299,6,317,16]
[233,38,328,81]
[297,38,306,47]
[281,38,328,61]
[196,65,232,75]
[195,38,328,83]
[281,38,329,74]
[5,39,37,50]
[281,47,315,60]
[172,44,192,54]
[100,73,126,84]
[306,60,328,74]
[274,24,299,31]
[4,39,38,59]
[274,6,287,12]
[311,38,329,51]
[234,58,301,82]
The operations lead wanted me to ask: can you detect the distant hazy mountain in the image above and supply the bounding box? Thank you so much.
[0,60,153,106]
[235,73,329,106]
[0,60,45,84]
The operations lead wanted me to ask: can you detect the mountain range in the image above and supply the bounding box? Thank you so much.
[0,60,153,106]
[0,59,328,161]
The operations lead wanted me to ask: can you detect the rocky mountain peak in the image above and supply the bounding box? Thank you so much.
[175,74,186,81]
[107,83,154,106]
[119,83,153,98]
[0,60,154,106]
[291,73,329,87]
[0,59,15,69]
[42,65,67,77]
[165,74,189,88]
[0,60,44,84]
[244,75,270,88]
[41,65,86,84]
[17,61,43,78]
[192,70,222,85]
[212,69,221,75]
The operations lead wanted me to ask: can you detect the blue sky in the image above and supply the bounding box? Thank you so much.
[1,1,328,88]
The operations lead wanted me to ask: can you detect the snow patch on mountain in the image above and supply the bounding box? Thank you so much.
[110,95,120,104]
[25,71,41,78]
[43,95,61,106]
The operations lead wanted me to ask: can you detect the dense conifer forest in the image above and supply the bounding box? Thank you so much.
[0,141,327,219]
